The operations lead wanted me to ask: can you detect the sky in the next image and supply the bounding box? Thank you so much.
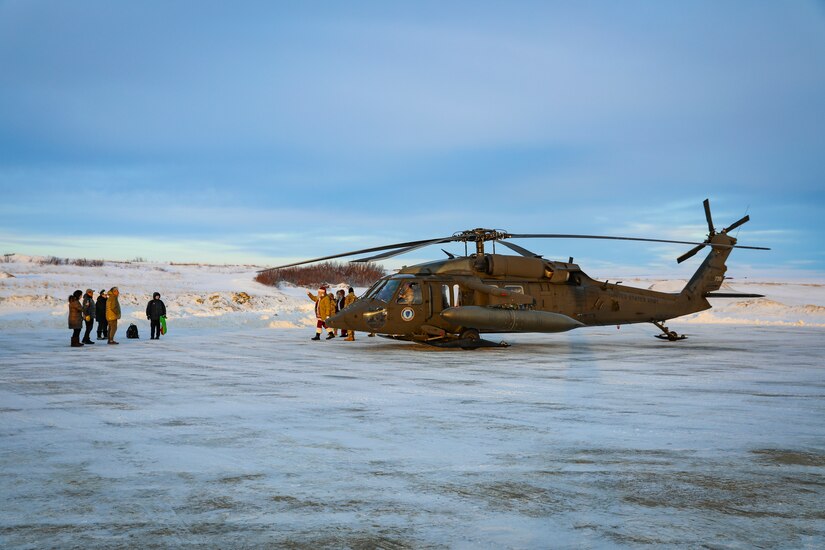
[1,1,824,279]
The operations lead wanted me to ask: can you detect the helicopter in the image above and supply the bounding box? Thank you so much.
[260,200,769,349]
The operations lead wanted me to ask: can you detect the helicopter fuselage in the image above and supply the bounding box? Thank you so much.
[326,249,722,346]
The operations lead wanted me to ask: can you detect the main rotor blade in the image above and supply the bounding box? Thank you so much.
[676,243,706,264]
[497,240,543,258]
[259,236,455,271]
[352,237,455,262]
[703,198,715,235]
[508,233,769,251]
[723,214,749,234]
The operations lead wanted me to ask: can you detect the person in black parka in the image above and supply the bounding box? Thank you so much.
[81,288,96,345]
[95,289,108,340]
[146,292,167,340]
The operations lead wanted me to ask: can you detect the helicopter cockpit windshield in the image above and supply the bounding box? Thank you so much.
[364,275,416,304]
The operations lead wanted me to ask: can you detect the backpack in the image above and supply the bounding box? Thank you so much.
[126,323,139,339]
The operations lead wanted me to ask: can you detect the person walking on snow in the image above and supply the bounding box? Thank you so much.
[307,286,335,340]
[106,286,122,344]
[81,289,96,345]
[95,289,108,340]
[146,292,167,340]
[68,290,84,347]
[344,287,357,341]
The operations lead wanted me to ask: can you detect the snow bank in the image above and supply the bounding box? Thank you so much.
[0,257,319,330]
[1,257,823,329]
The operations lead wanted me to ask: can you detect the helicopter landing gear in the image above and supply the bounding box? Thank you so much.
[652,321,686,341]
[452,328,479,350]
[419,328,509,349]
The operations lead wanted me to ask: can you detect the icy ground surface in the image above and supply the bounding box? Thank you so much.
[1,326,824,548]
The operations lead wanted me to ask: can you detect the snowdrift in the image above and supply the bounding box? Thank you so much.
[0,256,823,329]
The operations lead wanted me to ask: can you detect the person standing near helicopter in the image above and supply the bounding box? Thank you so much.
[335,289,346,336]
[307,286,336,340]
[344,287,357,341]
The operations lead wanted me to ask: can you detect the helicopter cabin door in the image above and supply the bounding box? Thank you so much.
[394,280,426,325]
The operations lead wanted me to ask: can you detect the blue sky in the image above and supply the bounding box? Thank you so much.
[1,1,824,279]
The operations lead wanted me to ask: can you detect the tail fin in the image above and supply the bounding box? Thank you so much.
[681,233,736,299]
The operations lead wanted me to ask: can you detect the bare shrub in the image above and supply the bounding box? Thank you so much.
[71,258,104,267]
[38,256,103,267]
[255,261,386,288]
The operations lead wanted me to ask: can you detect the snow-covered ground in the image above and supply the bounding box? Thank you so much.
[1,257,824,547]
[2,326,824,548]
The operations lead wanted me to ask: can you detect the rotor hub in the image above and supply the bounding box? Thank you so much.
[452,228,510,255]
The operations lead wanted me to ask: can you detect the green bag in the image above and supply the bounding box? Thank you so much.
[160,315,167,335]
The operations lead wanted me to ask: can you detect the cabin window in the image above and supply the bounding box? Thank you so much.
[453,284,461,306]
[396,281,422,305]
[441,284,451,308]
[505,285,524,294]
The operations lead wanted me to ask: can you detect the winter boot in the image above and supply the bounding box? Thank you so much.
[311,334,321,341]
[326,332,335,340]
[71,335,84,347]
[345,334,355,341]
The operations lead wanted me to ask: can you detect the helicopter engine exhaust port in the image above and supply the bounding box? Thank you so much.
[440,306,584,333]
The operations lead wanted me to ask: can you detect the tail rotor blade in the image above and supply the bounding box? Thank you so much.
[677,243,706,264]
[703,198,715,235]
[724,215,750,233]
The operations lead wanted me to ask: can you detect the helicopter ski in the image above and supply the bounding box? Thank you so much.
[260,200,768,349]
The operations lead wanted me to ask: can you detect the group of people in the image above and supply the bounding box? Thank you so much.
[67,288,167,347]
[307,286,357,341]
[67,288,120,347]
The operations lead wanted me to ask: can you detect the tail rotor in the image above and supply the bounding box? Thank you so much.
[676,199,752,264]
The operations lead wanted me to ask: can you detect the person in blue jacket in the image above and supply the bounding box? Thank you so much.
[146,292,167,340]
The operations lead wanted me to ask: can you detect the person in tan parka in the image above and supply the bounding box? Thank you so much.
[343,287,357,341]
[106,286,122,344]
[307,286,335,340]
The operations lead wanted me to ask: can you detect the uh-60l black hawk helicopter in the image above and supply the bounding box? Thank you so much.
[261,200,769,349]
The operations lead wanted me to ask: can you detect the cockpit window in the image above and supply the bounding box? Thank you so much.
[363,280,385,299]
[374,278,402,303]
[396,281,422,305]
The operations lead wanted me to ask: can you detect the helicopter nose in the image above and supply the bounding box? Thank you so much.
[326,310,346,329]
[326,300,380,333]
